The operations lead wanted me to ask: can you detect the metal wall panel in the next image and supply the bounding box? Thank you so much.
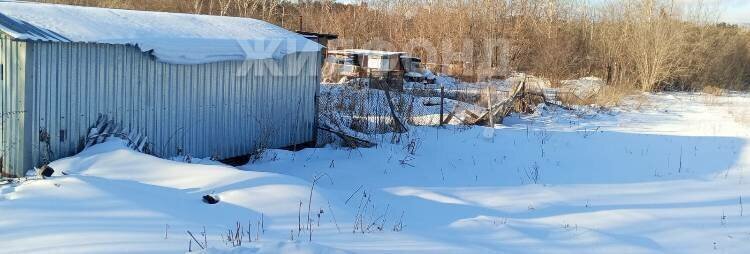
[0,35,27,177]
[21,41,320,173]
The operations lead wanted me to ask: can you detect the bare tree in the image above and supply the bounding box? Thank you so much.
[38,0,750,92]
[191,0,204,14]
[218,0,232,16]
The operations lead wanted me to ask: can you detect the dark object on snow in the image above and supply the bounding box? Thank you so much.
[39,165,54,178]
[202,195,219,204]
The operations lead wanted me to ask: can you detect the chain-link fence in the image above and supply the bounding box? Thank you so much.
[317,78,519,146]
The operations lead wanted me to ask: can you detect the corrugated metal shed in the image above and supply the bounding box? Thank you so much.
[0,3,322,177]
[26,42,320,169]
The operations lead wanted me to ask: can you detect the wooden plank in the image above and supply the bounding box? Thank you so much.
[318,126,376,148]
[441,108,457,125]
[383,89,408,133]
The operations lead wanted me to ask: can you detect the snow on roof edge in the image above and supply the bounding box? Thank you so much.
[0,1,322,64]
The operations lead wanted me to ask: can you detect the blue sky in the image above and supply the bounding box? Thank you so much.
[595,0,750,23]
[637,0,750,23]
[716,0,750,23]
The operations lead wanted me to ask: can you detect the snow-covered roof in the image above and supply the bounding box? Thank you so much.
[0,1,322,64]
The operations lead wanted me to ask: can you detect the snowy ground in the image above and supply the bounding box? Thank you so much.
[2,92,750,253]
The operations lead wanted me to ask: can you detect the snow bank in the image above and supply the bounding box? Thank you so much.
[0,1,321,64]
[4,93,750,253]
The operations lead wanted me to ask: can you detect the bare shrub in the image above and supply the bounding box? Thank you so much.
[521,162,541,184]
[593,85,638,107]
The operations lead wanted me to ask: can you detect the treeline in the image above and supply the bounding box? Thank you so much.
[40,0,750,91]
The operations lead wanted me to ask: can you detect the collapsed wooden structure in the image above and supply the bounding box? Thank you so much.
[441,78,570,126]
[321,77,571,148]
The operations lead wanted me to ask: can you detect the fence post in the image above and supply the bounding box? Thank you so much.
[487,87,494,127]
[440,86,445,126]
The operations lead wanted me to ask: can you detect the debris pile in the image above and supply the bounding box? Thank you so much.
[442,76,571,125]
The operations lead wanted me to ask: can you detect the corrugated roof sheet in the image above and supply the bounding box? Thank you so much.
[0,0,321,64]
[0,12,70,42]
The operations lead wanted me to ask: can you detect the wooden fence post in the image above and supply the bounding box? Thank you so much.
[487,87,494,127]
[440,86,445,126]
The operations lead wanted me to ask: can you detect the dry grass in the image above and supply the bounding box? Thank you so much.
[557,85,636,108]
[701,94,721,106]
[594,86,638,107]
[701,86,726,106]
[703,86,726,96]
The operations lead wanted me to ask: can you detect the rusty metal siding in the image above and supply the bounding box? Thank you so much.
[22,41,319,172]
[0,34,28,177]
